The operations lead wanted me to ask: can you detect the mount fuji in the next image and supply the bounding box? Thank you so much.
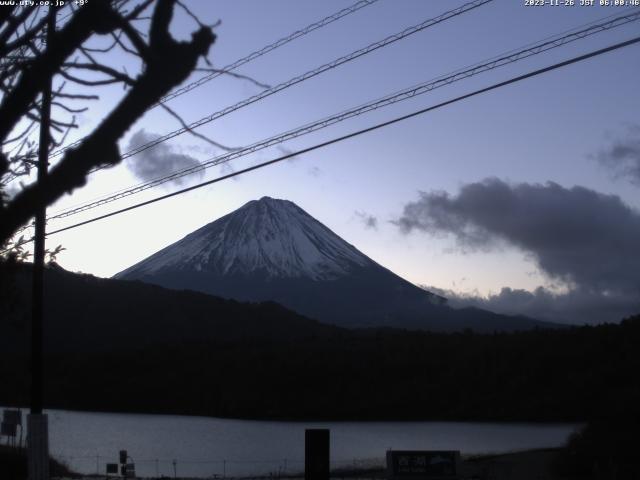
[115,197,557,332]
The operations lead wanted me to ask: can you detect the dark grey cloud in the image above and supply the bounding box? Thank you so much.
[183,144,217,156]
[596,124,640,186]
[425,285,640,325]
[396,178,640,308]
[126,130,204,186]
[355,211,378,230]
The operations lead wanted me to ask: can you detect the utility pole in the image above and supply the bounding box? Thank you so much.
[28,6,55,480]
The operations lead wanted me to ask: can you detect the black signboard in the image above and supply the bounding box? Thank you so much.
[106,463,118,474]
[386,450,459,479]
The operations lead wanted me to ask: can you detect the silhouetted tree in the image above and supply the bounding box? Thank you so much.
[0,0,216,247]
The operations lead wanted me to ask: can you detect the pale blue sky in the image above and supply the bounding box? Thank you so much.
[23,0,639,321]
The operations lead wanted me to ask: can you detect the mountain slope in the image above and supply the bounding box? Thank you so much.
[117,196,373,281]
[115,197,560,332]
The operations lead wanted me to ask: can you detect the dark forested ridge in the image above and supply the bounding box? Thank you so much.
[1,318,639,421]
[1,262,638,422]
[3,321,640,420]
[1,263,557,356]
[0,263,342,354]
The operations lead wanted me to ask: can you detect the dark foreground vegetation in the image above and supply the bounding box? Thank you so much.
[554,420,640,479]
[2,261,640,477]
[1,315,639,422]
[0,263,639,422]
[0,445,77,479]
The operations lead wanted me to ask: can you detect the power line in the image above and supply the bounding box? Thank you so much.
[44,35,640,238]
[46,0,381,160]
[9,7,637,243]
[159,0,381,104]
[34,0,495,220]
[59,0,491,175]
[114,0,493,161]
[8,8,638,246]
[46,10,640,221]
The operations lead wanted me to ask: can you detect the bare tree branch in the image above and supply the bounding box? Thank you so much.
[0,6,34,52]
[194,67,271,90]
[124,0,156,21]
[59,68,131,87]
[51,101,88,114]
[159,102,238,152]
[115,15,150,59]
[0,13,48,57]
[0,0,216,243]
[52,92,99,100]
[0,1,122,142]
[62,61,136,86]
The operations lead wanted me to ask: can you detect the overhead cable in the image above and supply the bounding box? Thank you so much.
[45,0,379,160]
[43,0,492,171]
[47,10,640,221]
[42,35,640,238]
[160,0,381,104]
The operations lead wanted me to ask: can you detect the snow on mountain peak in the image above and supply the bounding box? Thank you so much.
[116,197,374,280]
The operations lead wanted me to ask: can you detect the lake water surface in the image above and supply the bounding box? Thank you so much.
[8,408,580,478]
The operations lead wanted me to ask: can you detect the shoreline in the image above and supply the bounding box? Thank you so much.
[45,449,565,480]
[1,441,569,480]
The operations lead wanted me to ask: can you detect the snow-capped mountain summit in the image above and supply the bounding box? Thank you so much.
[115,197,557,332]
[116,197,372,281]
